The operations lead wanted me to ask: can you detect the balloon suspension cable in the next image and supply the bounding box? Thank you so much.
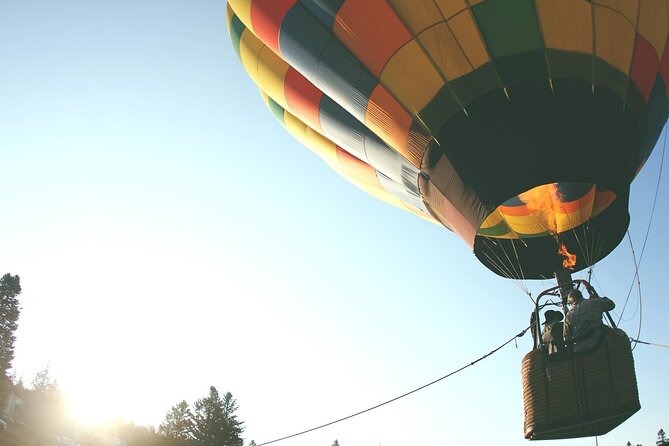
[479,237,531,296]
[616,123,665,341]
[618,231,643,351]
[585,267,608,308]
[509,240,537,304]
[617,231,641,325]
[632,268,643,352]
[511,239,527,282]
[255,326,530,446]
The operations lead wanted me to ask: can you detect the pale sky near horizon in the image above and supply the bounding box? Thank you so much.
[1,2,668,446]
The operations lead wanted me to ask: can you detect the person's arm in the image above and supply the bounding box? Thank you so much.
[596,296,615,312]
[541,326,551,343]
[564,314,573,339]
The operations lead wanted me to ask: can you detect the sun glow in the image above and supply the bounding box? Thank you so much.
[56,348,171,429]
[64,386,125,428]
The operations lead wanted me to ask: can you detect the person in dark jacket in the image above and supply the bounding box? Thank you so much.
[541,309,564,354]
[565,289,615,352]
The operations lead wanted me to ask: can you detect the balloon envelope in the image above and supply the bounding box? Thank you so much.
[227,0,669,279]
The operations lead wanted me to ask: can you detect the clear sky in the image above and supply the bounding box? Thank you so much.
[1,2,668,446]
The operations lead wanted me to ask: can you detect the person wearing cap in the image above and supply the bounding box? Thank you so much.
[565,288,615,352]
[541,310,565,354]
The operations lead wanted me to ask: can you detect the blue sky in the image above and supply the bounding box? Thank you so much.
[1,2,668,446]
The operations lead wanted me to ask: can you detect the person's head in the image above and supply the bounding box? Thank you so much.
[543,310,564,324]
[567,289,584,306]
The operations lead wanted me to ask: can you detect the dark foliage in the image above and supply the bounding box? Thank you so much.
[159,400,195,445]
[658,428,669,446]
[0,273,22,397]
[192,387,244,446]
[159,387,244,446]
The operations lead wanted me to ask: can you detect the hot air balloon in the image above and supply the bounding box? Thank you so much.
[226,0,668,440]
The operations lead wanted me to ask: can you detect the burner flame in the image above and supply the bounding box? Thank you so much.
[558,243,577,270]
[519,183,562,234]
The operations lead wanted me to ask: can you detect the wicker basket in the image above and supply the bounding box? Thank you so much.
[521,327,640,440]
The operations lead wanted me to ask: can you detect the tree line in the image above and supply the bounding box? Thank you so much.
[1,273,341,446]
[627,428,669,446]
[1,366,247,445]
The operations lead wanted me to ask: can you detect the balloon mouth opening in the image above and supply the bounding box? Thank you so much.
[473,182,627,279]
[476,182,618,240]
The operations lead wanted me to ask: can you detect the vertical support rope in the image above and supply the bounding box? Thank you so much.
[616,124,666,328]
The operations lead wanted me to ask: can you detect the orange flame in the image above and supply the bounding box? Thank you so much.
[518,183,562,234]
[558,243,577,270]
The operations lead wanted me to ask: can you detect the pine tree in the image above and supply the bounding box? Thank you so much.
[0,273,21,378]
[658,428,669,446]
[221,391,244,446]
[159,400,195,445]
[192,386,244,446]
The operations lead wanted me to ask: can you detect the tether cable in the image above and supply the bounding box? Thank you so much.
[257,326,530,446]
[628,338,669,349]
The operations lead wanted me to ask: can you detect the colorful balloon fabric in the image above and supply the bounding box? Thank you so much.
[227,0,669,279]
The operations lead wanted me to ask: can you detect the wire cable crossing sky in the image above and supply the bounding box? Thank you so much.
[258,327,531,446]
